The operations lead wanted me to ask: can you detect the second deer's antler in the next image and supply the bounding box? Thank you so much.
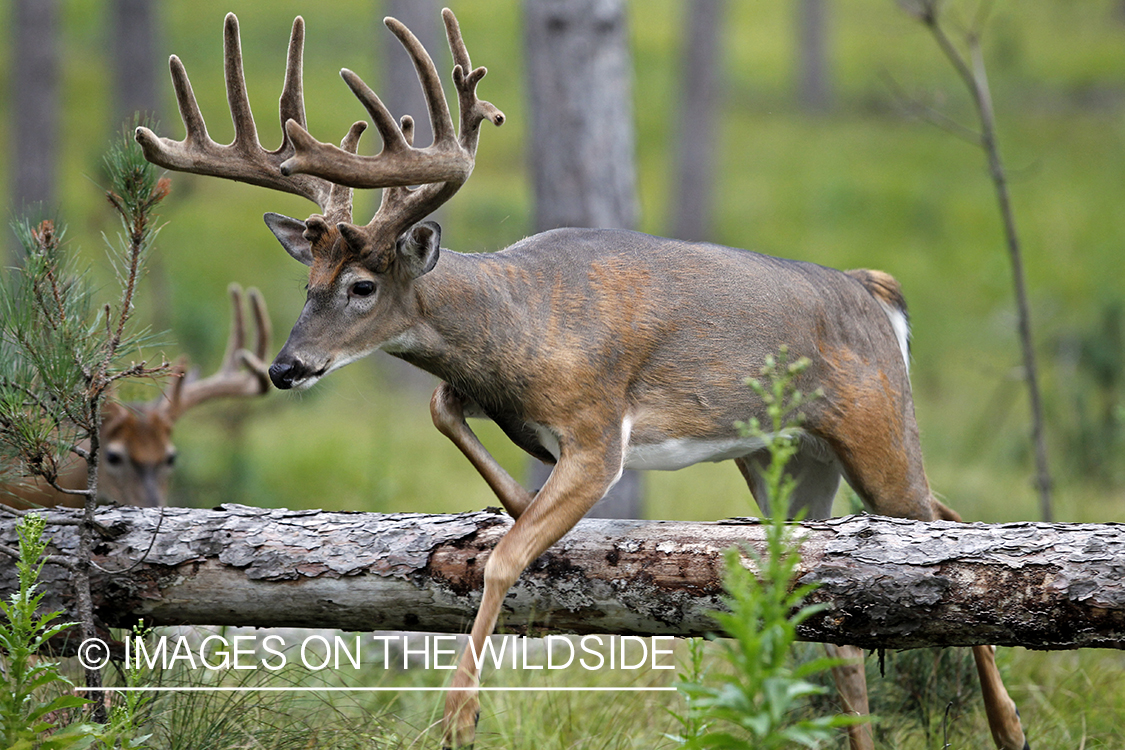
[160,284,271,420]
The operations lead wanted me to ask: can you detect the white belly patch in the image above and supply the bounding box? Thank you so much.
[521,418,805,473]
[532,422,562,461]
[623,434,770,471]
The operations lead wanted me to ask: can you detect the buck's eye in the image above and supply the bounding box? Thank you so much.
[106,450,124,467]
[350,280,376,298]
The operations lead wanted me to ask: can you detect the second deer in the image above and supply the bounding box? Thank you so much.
[136,10,1029,750]
[1,284,271,509]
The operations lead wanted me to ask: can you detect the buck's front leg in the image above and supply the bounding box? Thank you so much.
[431,382,536,518]
[973,645,1030,750]
[442,442,624,749]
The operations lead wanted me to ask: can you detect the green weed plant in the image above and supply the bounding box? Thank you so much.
[671,349,862,749]
[100,624,155,750]
[0,515,154,749]
[0,513,95,749]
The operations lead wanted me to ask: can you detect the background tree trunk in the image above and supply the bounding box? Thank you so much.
[110,0,172,335]
[796,0,833,113]
[524,0,637,231]
[9,0,60,261]
[670,0,725,242]
[110,0,161,129]
[6,505,1124,651]
[523,0,641,518]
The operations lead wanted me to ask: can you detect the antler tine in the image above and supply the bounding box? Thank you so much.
[279,9,502,194]
[321,120,368,224]
[159,359,189,420]
[278,16,307,138]
[135,14,344,214]
[442,7,506,148]
[280,68,466,189]
[384,15,456,146]
[245,287,271,365]
[224,12,259,151]
[221,282,249,364]
[165,284,272,420]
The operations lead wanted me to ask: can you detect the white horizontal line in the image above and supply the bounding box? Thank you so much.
[79,686,677,693]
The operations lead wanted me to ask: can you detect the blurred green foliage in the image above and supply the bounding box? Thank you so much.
[1,0,1123,522]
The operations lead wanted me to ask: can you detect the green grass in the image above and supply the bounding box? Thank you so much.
[77,634,1125,749]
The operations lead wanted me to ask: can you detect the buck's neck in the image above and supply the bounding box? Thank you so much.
[385,249,544,405]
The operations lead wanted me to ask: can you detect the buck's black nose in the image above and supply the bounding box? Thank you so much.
[269,361,298,390]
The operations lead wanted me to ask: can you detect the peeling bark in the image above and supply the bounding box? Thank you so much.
[2,505,1123,650]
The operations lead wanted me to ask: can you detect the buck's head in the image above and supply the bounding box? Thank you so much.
[135,9,502,392]
[264,213,442,390]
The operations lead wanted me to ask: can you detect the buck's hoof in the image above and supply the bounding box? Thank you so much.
[441,706,480,749]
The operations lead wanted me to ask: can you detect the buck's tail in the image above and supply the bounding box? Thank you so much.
[847,269,911,371]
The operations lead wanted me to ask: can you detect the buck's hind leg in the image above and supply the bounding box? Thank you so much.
[431,382,535,518]
[825,644,874,750]
[736,444,872,750]
[973,645,1031,750]
[821,393,1029,749]
[735,435,842,521]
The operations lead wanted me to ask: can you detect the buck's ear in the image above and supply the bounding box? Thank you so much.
[264,213,313,267]
[397,221,441,279]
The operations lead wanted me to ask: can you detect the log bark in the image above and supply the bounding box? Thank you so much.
[2,505,1123,650]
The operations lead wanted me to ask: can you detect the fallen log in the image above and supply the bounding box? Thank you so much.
[1,504,1123,650]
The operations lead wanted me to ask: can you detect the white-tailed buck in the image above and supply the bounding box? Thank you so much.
[136,10,1029,750]
[1,285,271,509]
